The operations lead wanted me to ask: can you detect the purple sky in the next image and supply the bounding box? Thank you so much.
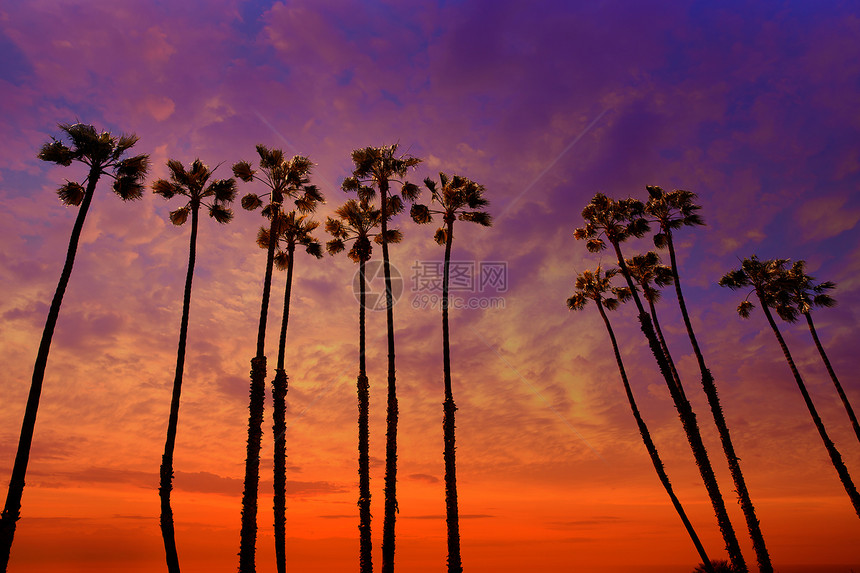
[1,1,859,571]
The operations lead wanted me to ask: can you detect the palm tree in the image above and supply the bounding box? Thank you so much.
[567,267,715,573]
[152,159,236,573]
[646,186,772,572]
[343,145,420,573]
[623,252,684,397]
[256,211,323,573]
[232,146,322,573]
[0,123,148,569]
[410,173,491,573]
[720,256,860,518]
[326,198,389,573]
[574,193,746,572]
[779,260,860,444]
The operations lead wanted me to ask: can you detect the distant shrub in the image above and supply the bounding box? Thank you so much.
[692,560,736,573]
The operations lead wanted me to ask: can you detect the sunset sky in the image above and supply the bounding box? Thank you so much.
[1,1,860,572]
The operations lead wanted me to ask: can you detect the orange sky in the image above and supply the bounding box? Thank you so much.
[2,1,860,572]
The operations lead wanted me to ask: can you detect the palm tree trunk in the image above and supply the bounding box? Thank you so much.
[805,312,860,444]
[273,242,295,573]
[160,202,200,573]
[647,296,687,402]
[596,301,715,573]
[380,181,399,573]
[613,242,747,572]
[358,257,373,573]
[441,217,462,573]
[757,294,860,517]
[239,212,279,573]
[0,166,101,570]
[666,234,772,572]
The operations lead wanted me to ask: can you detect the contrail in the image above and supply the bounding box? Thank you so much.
[498,108,609,220]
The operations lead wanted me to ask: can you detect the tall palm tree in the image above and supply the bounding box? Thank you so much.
[623,252,684,397]
[0,123,148,569]
[567,267,715,573]
[343,145,420,573]
[574,193,746,572]
[232,147,322,573]
[410,173,491,573]
[720,256,860,518]
[779,260,860,444]
[646,186,772,572]
[256,211,323,573]
[152,159,235,573]
[326,198,388,573]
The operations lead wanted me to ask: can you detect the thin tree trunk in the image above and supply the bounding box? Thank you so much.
[358,257,372,573]
[239,212,279,573]
[441,217,462,573]
[805,312,860,444]
[380,180,399,573]
[613,243,747,572]
[0,166,101,570]
[596,301,715,573]
[758,294,860,517]
[666,234,772,572]
[160,202,200,573]
[646,295,687,401]
[273,242,295,573]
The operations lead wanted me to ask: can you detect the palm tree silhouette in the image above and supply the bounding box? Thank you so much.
[232,146,322,572]
[411,173,491,573]
[779,260,859,444]
[720,256,860,518]
[152,159,236,573]
[256,211,323,573]
[343,145,420,573]
[326,198,388,573]
[646,186,772,572]
[574,193,746,571]
[623,252,683,396]
[567,267,715,573]
[0,123,148,569]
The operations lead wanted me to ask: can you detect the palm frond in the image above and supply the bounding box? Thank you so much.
[209,203,233,224]
[232,160,255,182]
[208,178,237,203]
[38,138,75,165]
[112,176,145,201]
[57,181,86,206]
[305,241,324,259]
[115,154,150,179]
[586,238,605,253]
[242,193,263,211]
[273,250,290,271]
[433,227,447,245]
[257,226,271,249]
[460,211,492,226]
[152,179,179,199]
[411,203,433,224]
[170,206,190,226]
[737,300,755,318]
[401,181,420,201]
[326,238,345,255]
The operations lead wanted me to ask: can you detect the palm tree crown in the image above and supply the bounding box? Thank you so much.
[623,251,674,304]
[643,185,705,249]
[410,172,492,240]
[326,199,391,261]
[39,122,149,203]
[153,158,236,225]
